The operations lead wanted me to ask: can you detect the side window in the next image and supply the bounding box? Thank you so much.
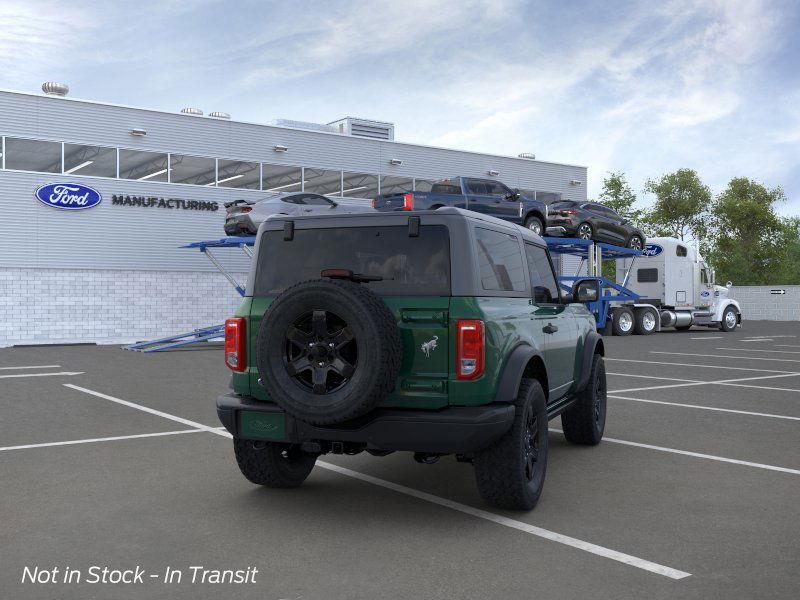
[637,268,658,283]
[474,228,526,292]
[700,268,709,284]
[466,179,489,195]
[485,181,511,197]
[676,245,688,257]
[524,244,560,304]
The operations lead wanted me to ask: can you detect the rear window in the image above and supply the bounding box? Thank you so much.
[474,227,526,292]
[254,225,450,296]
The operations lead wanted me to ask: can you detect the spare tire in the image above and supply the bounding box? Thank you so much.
[256,279,401,425]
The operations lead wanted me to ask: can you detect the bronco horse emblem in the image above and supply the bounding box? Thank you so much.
[420,335,438,358]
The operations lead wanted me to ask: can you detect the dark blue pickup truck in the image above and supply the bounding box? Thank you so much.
[372,177,548,235]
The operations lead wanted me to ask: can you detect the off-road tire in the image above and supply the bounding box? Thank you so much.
[633,307,657,335]
[524,216,545,236]
[611,307,634,336]
[719,306,738,332]
[474,379,548,510]
[561,354,606,445]
[257,279,401,425]
[233,439,316,487]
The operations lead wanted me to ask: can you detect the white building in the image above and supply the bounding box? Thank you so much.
[0,85,587,346]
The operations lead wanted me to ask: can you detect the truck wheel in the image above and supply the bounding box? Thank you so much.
[611,307,634,336]
[524,216,544,236]
[233,439,316,488]
[257,279,401,425]
[719,306,738,332]
[561,354,606,445]
[633,308,657,335]
[473,378,548,510]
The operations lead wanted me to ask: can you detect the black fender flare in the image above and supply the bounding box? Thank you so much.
[492,344,545,403]
[576,331,604,392]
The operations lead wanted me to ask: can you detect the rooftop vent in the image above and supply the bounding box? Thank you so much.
[328,117,394,141]
[209,111,230,119]
[42,82,69,97]
[518,152,536,160]
[180,107,203,116]
[269,119,337,134]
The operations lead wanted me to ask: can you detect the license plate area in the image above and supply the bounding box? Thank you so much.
[239,411,287,441]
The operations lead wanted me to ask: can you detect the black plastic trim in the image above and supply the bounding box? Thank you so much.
[217,393,515,454]
[576,331,604,392]
[492,344,539,404]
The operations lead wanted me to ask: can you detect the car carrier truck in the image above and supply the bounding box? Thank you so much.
[612,237,742,334]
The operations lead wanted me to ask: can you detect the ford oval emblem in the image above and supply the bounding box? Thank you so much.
[700,290,710,297]
[642,244,663,257]
[35,183,102,210]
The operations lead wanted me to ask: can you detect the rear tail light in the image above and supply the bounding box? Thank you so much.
[402,193,414,211]
[456,320,485,380]
[240,207,252,213]
[225,318,246,372]
[371,198,377,209]
[560,209,577,215]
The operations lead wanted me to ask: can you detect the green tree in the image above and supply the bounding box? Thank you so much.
[642,169,711,241]
[705,177,790,285]
[598,171,643,226]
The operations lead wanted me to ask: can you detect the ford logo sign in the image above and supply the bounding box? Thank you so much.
[642,244,663,257]
[35,183,102,210]
[700,290,710,297]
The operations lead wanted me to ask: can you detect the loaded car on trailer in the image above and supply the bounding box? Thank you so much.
[217,208,606,510]
[372,176,549,236]
[545,200,647,250]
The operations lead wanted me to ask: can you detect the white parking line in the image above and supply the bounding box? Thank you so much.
[690,336,723,340]
[0,365,61,370]
[316,461,691,579]
[63,383,690,580]
[739,339,773,343]
[606,358,797,374]
[716,348,800,354]
[0,371,84,379]
[608,395,800,421]
[609,372,800,394]
[550,428,800,476]
[0,429,204,452]
[607,373,701,383]
[776,345,800,349]
[650,351,800,363]
[64,384,228,435]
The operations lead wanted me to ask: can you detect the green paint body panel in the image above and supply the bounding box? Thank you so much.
[231,291,595,410]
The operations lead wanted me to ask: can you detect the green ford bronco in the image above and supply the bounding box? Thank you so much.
[217,208,606,510]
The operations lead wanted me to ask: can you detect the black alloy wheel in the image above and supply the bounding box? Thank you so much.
[523,410,540,482]
[284,309,357,395]
[577,223,593,240]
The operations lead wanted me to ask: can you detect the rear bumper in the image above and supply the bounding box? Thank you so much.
[217,393,515,454]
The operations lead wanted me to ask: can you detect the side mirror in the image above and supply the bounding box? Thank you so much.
[726,281,732,288]
[329,201,338,208]
[573,279,599,303]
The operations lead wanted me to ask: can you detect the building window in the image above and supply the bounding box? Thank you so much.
[217,159,260,189]
[119,149,169,182]
[341,171,378,198]
[414,178,436,192]
[474,227,526,292]
[262,164,302,193]
[304,168,342,196]
[4,138,61,173]
[63,144,117,177]
[170,154,216,186]
[379,175,413,195]
[534,191,562,204]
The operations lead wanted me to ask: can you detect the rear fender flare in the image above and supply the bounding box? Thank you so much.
[493,344,546,403]
[577,331,604,392]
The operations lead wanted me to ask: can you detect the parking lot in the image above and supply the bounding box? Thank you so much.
[2,321,799,599]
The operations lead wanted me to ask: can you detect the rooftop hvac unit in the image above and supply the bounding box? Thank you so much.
[209,111,230,119]
[181,107,203,116]
[518,152,536,160]
[269,119,337,134]
[42,82,69,96]
[328,117,395,141]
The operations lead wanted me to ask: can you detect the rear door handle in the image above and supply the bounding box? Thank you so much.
[542,323,558,334]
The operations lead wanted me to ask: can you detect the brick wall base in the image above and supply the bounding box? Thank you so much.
[0,268,247,347]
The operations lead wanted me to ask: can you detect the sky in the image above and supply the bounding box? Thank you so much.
[1,0,799,213]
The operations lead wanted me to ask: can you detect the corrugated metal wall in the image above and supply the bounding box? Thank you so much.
[0,89,587,272]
